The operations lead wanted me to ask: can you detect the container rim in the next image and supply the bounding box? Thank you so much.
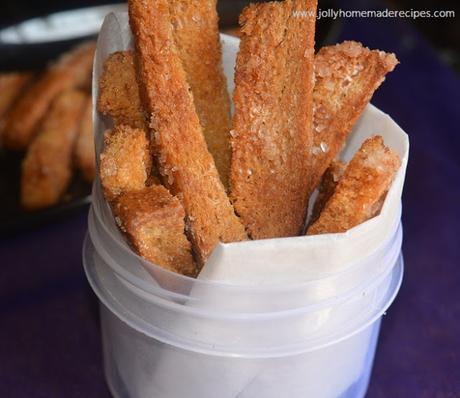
[89,175,402,298]
[83,235,404,357]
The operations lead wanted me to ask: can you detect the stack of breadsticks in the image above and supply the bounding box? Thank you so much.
[97,0,401,277]
[0,42,97,210]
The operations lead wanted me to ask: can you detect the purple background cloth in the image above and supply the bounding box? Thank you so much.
[1,2,459,397]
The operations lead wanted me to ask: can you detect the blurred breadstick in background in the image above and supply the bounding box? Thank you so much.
[0,72,33,119]
[97,51,147,129]
[309,41,398,194]
[128,0,246,265]
[75,97,95,183]
[21,89,87,210]
[230,0,317,239]
[112,185,197,277]
[3,42,95,151]
[0,72,33,142]
[309,160,346,225]
[169,0,232,187]
[99,125,151,202]
[307,136,401,235]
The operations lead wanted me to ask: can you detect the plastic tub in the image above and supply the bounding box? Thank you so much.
[83,176,404,398]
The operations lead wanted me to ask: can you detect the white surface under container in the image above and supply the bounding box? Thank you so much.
[83,12,408,398]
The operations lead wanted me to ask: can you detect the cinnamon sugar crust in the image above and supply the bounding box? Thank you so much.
[307,136,401,235]
[230,0,317,239]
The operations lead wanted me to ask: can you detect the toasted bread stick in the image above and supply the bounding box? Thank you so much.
[309,41,398,194]
[3,42,95,151]
[307,136,401,235]
[0,72,33,142]
[98,51,147,129]
[128,0,246,265]
[21,89,87,210]
[0,72,33,119]
[75,97,95,182]
[310,159,346,225]
[113,185,197,276]
[230,0,317,239]
[169,0,232,187]
[99,125,151,202]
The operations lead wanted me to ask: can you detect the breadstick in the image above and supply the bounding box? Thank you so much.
[230,0,317,239]
[169,0,232,187]
[99,125,151,201]
[75,96,95,183]
[0,72,33,143]
[128,0,246,265]
[310,160,346,225]
[309,41,398,194]
[97,51,147,129]
[21,89,87,210]
[307,136,401,235]
[0,72,32,119]
[3,42,95,150]
[112,185,197,277]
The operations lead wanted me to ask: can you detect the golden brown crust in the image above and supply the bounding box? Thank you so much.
[113,185,197,277]
[169,0,232,188]
[3,42,95,151]
[230,0,317,239]
[75,97,95,182]
[307,136,401,235]
[0,72,33,119]
[99,125,151,201]
[97,51,147,129]
[309,41,398,194]
[21,89,87,210]
[129,0,246,265]
[310,159,346,225]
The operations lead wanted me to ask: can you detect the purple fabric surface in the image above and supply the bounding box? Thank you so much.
[1,3,459,397]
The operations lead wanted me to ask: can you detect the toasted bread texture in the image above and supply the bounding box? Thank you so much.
[113,185,197,276]
[129,0,246,265]
[75,97,95,182]
[98,51,147,129]
[307,136,401,235]
[99,125,151,202]
[230,0,317,239]
[0,72,32,119]
[309,41,398,194]
[21,89,87,210]
[310,159,346,225]
[3,42,95,151]
[169,0,232,187]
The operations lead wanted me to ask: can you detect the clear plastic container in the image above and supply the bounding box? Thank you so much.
[82,176,404,398]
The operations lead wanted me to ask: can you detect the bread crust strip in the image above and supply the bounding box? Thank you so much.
[21,89,87,210]
[97,51,147,130]
[309,41,398,194]
[169,0,232,187]
[0,72,33,119]
[310,160,346,225]
[230,0,317,239]
[307,136,401,235]
[3,42,95,151]
[128,0,246,265]
[99,125,151,202]
[0,72,33,142]
[113,185,197,277]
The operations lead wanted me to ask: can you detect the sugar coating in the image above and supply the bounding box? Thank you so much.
[308,136,401,235]
[230,0,317,239]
